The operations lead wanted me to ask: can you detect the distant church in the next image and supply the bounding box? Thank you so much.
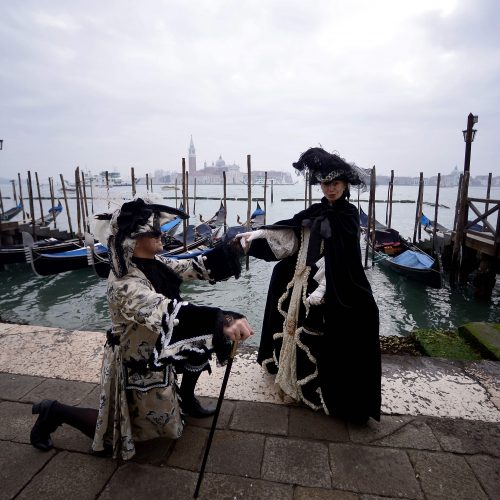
[184,136,293,185]
[186,136,244,184]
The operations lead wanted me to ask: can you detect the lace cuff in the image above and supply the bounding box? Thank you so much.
[261,229,298,259]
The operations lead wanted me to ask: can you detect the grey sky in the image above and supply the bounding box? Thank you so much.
[1,0,499,180]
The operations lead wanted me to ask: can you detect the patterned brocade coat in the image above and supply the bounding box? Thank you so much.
[92,253,230,460]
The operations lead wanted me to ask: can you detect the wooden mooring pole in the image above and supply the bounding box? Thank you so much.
[182,158,187,251]
[75,167,82,237]
[76,168,88,233]
[185,172,189,215]
[35,172,44,226]
[193,177,197,215]
[453,174,463,234]
[432,173,441,254]
[263,171,268,224]
[60,173,74,238]
[364,166,376,269]
[223,171,227,231]
[386,170,394,228]
[413,173,424,244]
[246,154,252,271]
[48,177,57,229]
[81,171,90,222]
[27,171,36,237]
[484,173,492,231]
[11,180,17,204]
[17,173,25,221]
[131,167,136,198]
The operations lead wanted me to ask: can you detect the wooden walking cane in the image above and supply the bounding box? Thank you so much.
[194,340,239,498]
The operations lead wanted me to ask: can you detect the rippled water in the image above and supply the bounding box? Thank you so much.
[1,181,498,346]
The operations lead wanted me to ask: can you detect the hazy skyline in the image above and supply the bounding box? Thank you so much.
[1,0,499,180]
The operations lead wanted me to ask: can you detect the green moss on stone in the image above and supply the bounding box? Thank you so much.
[458,322,500,361]
[411,329,483,360]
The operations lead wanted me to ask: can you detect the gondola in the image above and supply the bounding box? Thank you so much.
[34,200,63,226]
[420,213,486,246]
[1,202,23,221]
[360,209,442,288]
[1,236,81,266]
[359,207,388,231]
[236,201,266,228]
[370,228,442,288]
[23,234,107,276]
[419,214,452,252]
[0,201,66,266]
[200,201,226,227]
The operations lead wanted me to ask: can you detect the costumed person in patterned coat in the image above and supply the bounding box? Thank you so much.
[30,197,253,460]
[236,147,381,423]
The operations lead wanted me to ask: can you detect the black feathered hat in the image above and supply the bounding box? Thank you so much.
[93,196,188,278]
[293,147,368,188]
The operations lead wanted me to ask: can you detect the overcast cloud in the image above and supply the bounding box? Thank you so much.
[0,0,499,179]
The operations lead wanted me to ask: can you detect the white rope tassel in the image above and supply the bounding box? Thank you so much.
[275,228,311,401]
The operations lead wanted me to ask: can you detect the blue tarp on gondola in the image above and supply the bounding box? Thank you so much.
[392,250,434,269]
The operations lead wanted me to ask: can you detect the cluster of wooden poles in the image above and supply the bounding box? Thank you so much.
[1,155,269,245]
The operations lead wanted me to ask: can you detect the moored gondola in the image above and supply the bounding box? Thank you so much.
[23,232,107,277]
[360,208,442,287]
[0,202,23,222]
[1,237,81,266]
[369,227,443,288]
[35,200,63,226]
[236,201,266,228]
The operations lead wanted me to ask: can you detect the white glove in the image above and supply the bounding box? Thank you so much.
[307,283,326,306]
[235,229,265,251]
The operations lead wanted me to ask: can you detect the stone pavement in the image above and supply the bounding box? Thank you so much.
[1,322,500,499]
[1,372,500,500]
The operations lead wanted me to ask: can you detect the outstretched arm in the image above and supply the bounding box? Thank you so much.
[235,228,299,261]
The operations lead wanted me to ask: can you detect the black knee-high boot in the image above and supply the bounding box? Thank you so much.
[179,371,216,418]
[30,400,98,451]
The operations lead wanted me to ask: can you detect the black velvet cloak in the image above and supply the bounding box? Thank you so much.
[250,197,381,422]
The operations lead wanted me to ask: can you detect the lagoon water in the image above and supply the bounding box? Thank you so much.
[0,180,498,345]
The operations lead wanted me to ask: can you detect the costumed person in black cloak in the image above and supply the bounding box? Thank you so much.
[236,147,381,423]
[29,196,253,460]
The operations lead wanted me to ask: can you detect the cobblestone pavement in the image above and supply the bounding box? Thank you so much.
[1,322,500,499]
[1,372,500,500]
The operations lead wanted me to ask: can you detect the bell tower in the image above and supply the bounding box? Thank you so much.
[188,136,196,175]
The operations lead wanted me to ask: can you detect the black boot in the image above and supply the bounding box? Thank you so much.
[180,371,216,418]
[181,396,216,418]
[30,400,61,451]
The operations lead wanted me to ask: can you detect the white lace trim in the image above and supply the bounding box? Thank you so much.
[262,228,298,259]
[152,300,185,368]
[295,326,327,413]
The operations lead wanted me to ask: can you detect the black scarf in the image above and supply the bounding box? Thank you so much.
[131,257,183,300]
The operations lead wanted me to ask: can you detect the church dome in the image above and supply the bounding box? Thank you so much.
[215,155,226,168]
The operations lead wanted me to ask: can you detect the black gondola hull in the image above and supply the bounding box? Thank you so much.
[1,239,81,266]
[375,251,442,288]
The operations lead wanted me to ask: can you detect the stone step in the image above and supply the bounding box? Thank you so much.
[458,322,500,360]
